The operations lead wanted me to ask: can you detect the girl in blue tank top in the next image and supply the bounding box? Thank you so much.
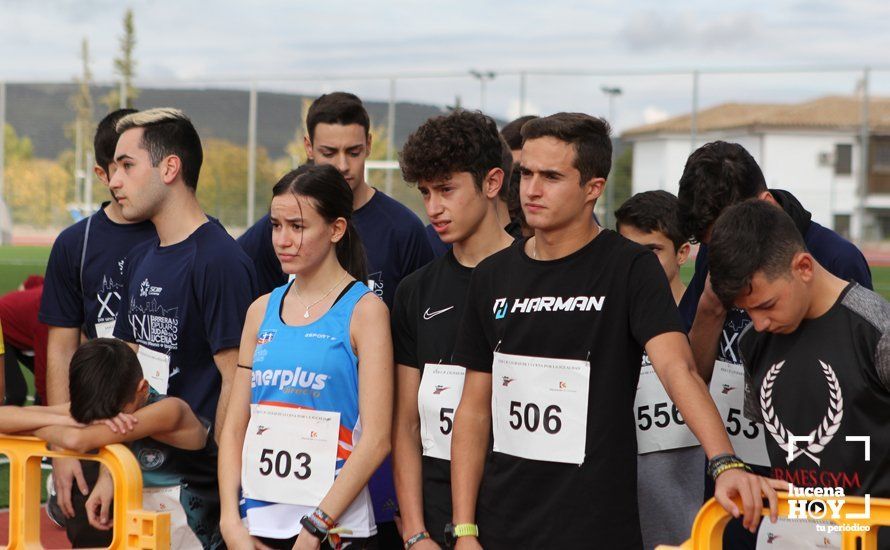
[219,165,394,550]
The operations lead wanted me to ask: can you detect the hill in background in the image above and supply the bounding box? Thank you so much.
[5,83,449,159]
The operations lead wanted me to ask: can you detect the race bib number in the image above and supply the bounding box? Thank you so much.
[756,518,840,549]
[143,485,202,550]
[491,351,589,465]
[709,360,769,466]
[137,346,171,395]
[241,405,339,507]
[418,364,466,461]
[95,320,116,339]
[635,361,699,454]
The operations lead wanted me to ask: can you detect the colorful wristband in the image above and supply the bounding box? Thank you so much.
[707,453,751,481]
[311,507,336,529]
[404,531,431,549]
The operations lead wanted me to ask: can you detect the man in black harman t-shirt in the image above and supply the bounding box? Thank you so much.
[450,113,784,550]
[391,110,515,549]
[708,200,890,549]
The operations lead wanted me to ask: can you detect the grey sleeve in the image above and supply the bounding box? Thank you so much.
[875,332,890,392]
[842,284,890,392]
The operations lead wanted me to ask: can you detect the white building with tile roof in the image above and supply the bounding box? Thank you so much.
[622,96,890,240]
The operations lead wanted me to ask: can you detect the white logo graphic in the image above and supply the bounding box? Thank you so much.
[368,272,383,298]
[139,278,163,297]
[252,366,329,391]
[492,295,605,318]
[118,259,125,275]
[760,360,844,466]
[423,306,454,320]
[96,275,124,320]
[129,300,179,351]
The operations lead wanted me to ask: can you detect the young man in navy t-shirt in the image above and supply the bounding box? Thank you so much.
[38,109,158,543]
[109,108,257,439]
[238,93,433,309]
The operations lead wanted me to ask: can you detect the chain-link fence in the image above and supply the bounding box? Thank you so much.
[2,66,890,242]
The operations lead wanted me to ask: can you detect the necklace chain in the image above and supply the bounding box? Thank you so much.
[294,272,349,319]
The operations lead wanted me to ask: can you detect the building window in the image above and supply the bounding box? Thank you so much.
[835,144,852,175]
[833,214,851,238]
[868,137,890,194]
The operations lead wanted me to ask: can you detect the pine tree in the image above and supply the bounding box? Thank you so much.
[102,9,139,110]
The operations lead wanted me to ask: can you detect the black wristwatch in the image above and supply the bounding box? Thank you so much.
[299,515,327,541]
[444,523,479,547]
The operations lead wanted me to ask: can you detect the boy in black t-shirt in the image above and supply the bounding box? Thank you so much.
[391,110,515,549]
[708,200,890,548]
[616,191,704,550]
[450,114,782,550]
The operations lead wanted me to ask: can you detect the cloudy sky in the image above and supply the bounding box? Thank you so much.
[2,0,889,131]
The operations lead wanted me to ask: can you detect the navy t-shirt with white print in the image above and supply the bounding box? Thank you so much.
[39,203,157,338]
[237,213,285,297]
[114,220,258,423]
[352,190,434,308]
[238,191,434,308]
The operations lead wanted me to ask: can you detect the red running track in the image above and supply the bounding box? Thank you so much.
[0,507,72,548]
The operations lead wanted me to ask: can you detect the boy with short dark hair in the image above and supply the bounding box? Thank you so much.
[450,114,780,550]
[616,190,690,303]
[392,109,514,547]
[708,199,890,548]
[39,107,158,541]
[36,338,221,549]
[616,191,701,550]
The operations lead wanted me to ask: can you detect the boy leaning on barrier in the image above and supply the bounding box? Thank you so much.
[708,200,890,549]
[0,338,222,549]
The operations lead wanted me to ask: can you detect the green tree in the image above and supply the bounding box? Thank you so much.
[65,37,95,211]
[102,9,138,110]
[610,147,633,212]
[4,158,72,227]
[199,138,277,228]
[3,124,34,161]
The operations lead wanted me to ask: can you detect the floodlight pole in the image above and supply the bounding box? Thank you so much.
[519,72,527,116]
[601,85,622,229]
[386,78,396,196]
[469,70,496,112]
[0,81,5,204]
[853,67,870,242]
[691,70,699,152]
[247,82,257,227]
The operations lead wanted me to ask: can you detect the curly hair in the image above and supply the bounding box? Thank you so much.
[677,141,767,243]
[399,110,506,189]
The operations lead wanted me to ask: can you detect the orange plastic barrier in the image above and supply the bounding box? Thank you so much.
[0,435,170,549]
[657,492,890,550]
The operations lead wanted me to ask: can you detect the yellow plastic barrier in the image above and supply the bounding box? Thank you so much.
[657,492,890,550]
[0,435,170,550]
